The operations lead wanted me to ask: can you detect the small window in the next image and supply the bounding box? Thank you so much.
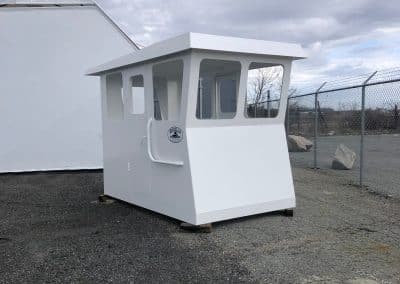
[129,75,145,114]
[105,73,123,119]
[152,60,184,120]
[245,63,284,118]
[196,59,241,119]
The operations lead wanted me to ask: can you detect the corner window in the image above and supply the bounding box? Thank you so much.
[196,59,241,119]
[105,73,123,119]
[129,75,145,114]
[152,60,183,120]
[245,63,284,118]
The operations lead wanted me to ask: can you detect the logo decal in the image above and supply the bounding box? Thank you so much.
[168,126,183,143]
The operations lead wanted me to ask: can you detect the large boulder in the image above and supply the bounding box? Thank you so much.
[332,144,356,170]
[287,135,313,152]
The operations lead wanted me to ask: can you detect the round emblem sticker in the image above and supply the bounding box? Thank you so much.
[168,126,183,143]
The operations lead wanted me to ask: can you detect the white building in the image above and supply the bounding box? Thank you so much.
[0,0,138,172]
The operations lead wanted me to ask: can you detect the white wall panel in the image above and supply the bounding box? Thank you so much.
[0,6,135,172]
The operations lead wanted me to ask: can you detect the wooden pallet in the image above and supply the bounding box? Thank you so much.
[180,222,213,233]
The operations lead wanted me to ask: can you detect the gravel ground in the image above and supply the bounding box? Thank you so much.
[0,168,399,283]
[289,134,400,198]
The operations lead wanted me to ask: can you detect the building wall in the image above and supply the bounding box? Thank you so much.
[0,6,135,172]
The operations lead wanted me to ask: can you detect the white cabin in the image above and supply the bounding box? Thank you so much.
[88,33,306,225]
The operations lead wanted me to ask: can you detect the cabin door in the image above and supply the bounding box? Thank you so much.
[147,59,185,167]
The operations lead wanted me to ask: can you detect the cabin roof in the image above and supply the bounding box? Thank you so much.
[87,32,307,75]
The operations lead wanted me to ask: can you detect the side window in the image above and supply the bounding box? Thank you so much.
[129,75,145,114]
[105,73,123,120]
[196,59,241,119]
[152,60,184,120]
[245,63,284,118]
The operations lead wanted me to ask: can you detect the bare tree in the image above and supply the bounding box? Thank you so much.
[247,67,283,117]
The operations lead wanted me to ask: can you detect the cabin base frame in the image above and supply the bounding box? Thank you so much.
[195,197,295,225]
[102,190,295,225]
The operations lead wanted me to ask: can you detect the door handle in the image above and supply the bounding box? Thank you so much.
[146,118,184,166]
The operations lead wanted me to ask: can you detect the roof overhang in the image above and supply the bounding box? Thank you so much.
[87,33,307,76]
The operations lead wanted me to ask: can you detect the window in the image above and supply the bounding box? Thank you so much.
[105,73,123,119]
[129,75,145,114]
[245,63,284,118]
[152,60,183,120]
[196,59,241,119]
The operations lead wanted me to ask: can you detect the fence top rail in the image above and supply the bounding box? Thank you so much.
[289,77,400,99]
[290,67,400,99]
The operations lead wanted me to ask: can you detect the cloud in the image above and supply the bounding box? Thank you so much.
[96,0,400,88]
[292,25,400,88]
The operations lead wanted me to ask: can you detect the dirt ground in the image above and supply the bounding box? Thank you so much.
[0,168,399,283]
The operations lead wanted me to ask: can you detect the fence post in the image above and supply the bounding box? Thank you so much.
[286,89,296,134]
[286,98,290,133]
[360,71,377,187]
[314,82,326,169]
[285,97,290,133]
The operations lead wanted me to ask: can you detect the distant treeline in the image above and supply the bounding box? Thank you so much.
[287,103,399,136]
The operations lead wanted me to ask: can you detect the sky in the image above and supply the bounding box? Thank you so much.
[96,0,400,90]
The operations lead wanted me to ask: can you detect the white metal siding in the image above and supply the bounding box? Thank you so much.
[0,6,135,172]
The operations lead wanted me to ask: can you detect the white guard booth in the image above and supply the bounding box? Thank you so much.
[88,33,306,225]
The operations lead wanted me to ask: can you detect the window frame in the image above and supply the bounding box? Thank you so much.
[244,63,285,119]
[105,72,124,120]
[195,58,242,120]
[151,59,185,121]
[129,74,145,115]
[186,51,291,128]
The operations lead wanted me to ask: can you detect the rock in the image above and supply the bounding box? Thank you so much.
[287,135,313,152]
[331,144,356,170]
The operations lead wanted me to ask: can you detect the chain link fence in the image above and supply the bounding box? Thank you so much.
[285,67,400,197]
